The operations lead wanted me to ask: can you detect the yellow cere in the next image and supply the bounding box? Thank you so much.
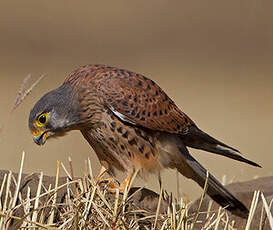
[36,113,49,127]
[32,129,44,137]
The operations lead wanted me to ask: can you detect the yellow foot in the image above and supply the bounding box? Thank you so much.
[96,176,132,194]
[97,177,121,192]
[93,164,134,194]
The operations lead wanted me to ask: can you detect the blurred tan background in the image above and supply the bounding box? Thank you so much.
[0,0,272,200]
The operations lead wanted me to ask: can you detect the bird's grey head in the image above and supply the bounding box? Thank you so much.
[29,83,80,145]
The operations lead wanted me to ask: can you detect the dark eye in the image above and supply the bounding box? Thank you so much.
[36,113,49,127]
[38,115,47,124]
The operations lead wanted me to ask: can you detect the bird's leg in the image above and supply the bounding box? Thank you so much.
[106,173,134,194]
[107,168,140,194]
[94,161,121,190]
[95,162,137,193]
[97,164,108,178]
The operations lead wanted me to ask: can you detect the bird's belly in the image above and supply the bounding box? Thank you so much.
[81,129,129,173]
[83,113,162,176]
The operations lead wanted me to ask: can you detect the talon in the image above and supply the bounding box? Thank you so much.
[95,177,121,192]
[97,178,120,187]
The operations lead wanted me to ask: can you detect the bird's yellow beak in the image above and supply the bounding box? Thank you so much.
[32,130,48,145]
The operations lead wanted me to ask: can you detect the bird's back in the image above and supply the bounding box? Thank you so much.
[64,64,195,134]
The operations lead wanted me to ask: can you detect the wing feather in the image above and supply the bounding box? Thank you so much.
[94,66,195,133]
[64,64,195,133]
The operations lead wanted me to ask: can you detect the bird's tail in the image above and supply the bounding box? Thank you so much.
[182,126,261,167]
[176,145,249,218]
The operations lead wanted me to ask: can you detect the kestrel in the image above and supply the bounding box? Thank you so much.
[29,64,260,218]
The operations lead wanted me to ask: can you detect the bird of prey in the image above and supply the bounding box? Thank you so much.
[29,64,260,218]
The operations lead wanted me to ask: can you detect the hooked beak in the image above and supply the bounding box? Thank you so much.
[32,131,48,145]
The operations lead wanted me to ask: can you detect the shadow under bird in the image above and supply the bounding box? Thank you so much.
[29,64,261,218]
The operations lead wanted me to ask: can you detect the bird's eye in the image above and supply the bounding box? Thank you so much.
[36,113,49,126]
[39,115,46,123]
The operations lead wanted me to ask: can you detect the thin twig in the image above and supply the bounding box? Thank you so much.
[11,74,45,112]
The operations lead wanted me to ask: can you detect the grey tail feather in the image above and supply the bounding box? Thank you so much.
[182,126,261,167]
[177,146,249,218]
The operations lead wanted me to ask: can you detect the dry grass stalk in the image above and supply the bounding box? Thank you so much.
[0,151,271,229]
[191,171,209,230]
[0,74,45,136]
[245,190,260,229]
[47,161,61,225]
[11,74,45,113]
[153,178,163,229]
[261,193,273,229]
